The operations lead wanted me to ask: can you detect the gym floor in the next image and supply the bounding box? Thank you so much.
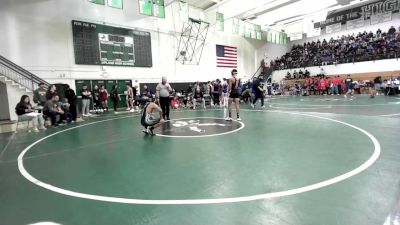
[1,95,399,225]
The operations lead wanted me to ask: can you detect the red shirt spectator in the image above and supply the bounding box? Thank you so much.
[171,98,180,108]
[320,78,327,89]
[305,78,311,86]
[327,78,332,87]
[337,76,344,85]
[314,79,320,90]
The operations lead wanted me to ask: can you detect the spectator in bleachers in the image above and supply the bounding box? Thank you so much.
[389,26,396,35]
[293,70,299,79]
[275,27,399,71]
[15,95,46,132]
[33,82,47,106]
[299,69,304,79]
[320,68,325,77]
[43,95,65,127]
[304,69,310,77]
[286,71,291,80]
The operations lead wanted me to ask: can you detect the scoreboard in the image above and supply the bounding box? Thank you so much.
[72,20,152,67]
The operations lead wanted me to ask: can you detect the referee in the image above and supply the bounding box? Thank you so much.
[156,76,173,120]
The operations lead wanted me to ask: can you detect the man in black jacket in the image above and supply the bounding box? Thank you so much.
[65,85,77,122]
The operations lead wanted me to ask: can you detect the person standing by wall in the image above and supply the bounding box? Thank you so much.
[80,84,92,117]
[212,79,221,106]
[133,85,139,111]
[156,77,172,120]
[92,85,101,113]
[111,85,120,113]
[46,84,57,100]
[64,85,77,122]
[221,78,228,107]
[33,82,48,107]
[98,85,109,112]
[126,84,134,112]
[320,77,327,95]
[337,75,343,95]
[206,81,214,106]
[345,74,354,98]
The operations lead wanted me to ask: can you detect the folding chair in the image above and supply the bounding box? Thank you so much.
[15,116,32,133]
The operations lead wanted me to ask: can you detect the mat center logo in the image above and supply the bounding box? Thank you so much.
[156,118,243,137]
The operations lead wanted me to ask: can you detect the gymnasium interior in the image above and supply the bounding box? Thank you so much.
[0,0,400,224]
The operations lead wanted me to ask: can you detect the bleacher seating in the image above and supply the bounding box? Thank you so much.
[282,70,400,94]
[271,27,400,70]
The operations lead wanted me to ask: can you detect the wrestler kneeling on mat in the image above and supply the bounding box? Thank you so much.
[141,101,166,135]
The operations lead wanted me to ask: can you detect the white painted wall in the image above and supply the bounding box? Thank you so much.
[0,82,10,120]
[271,58,400,82]
[0,0,269,90]
[0,81,33,122]
[257,42,290,67]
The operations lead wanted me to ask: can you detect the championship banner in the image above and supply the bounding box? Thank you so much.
[314,0,400,29]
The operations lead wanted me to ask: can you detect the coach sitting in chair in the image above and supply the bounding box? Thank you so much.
[43,95,65,127]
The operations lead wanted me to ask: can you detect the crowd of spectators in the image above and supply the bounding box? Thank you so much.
[144,76,286,111]
[285,74,400,97]
[15,83,77,132]
[271,26,400,70]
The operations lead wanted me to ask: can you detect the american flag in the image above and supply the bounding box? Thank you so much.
[216,44,237,68]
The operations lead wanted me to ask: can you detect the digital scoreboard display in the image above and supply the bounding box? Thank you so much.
[72,20,152,67]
